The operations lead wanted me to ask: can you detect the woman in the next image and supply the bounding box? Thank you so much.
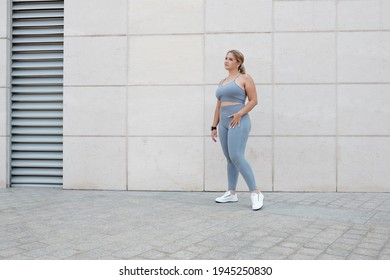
[211,50,264,211]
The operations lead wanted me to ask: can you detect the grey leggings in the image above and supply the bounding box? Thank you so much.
[218,104,257,191]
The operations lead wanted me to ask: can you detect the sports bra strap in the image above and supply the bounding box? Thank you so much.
[220,74,241,85]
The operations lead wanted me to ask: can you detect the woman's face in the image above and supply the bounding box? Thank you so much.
[224,52,240,71]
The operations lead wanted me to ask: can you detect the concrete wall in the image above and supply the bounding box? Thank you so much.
[0,0,10,189]
[2,0,389,192]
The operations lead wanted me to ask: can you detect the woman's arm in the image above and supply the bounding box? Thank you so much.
[229,74,258,128]
[238,74,258,115]
[211,100,221,142]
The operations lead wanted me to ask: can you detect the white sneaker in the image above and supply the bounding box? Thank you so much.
[215,191,238,203]
[251,192,264,211]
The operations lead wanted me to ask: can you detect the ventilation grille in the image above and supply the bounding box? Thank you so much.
[11,0,64,187]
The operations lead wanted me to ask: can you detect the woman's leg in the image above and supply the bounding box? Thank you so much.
[227,115,257,191]
[218,124,239,191]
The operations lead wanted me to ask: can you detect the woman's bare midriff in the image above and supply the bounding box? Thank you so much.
[221,102,242,107]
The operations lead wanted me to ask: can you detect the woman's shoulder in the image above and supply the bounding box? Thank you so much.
[240,73,253,80]
[239,73,254,83]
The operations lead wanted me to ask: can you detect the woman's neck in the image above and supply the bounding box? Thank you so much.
[228,70,240,78]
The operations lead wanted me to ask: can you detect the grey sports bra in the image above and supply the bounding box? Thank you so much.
[215,74,246,103]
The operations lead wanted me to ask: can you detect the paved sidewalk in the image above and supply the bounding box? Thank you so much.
[1,187,390,260]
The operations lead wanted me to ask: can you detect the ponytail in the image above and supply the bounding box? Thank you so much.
[238,64,246,74]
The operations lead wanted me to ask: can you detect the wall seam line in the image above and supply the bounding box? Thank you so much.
[335,0,339,192]
[271,0,275,192]
[126,0,129,191]
[202,0,206,192]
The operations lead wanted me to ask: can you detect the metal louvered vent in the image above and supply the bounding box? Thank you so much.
[11,0,64,187]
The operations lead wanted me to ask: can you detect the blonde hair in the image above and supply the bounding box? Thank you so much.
[227,50,246,74]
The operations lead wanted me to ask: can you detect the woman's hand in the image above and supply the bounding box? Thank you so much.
[211,129,218,142]
[229,112,242,128]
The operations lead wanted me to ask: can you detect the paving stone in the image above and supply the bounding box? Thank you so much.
[357,242,385,251]
[18,242,49,251]
[0,247,25,258]
[287,254,315,260]
[0,241,20,251]
[280,242,302,249]
[22,244,73,259]
[341,233,364,240]
[50,248,81,259]
[309,223,333,230]
[111,244,154,259]
[267,231,291,239]
[313,234,341,244]
[67,241,104,252]
[329,242,356,251]
[197,250,232,259]
[335,237,360,246]
[366,233,389,241]
[96,254,118,260]
[264,246,296,256]
[348,254,376,260]
[227,251,254,260]
[256,236,285,245]
[250,239,276,249]
[138,249,168,259]
[259,252,289,260]
[379,247,390,255]
[346,229,368,236]
[4,254,33,260]
[295,247,324,257]
[110,241,138,250]
[15,235,43,245]
[378,254,390,260]
[316,253,345,260]
[325,247,351,258]
[168,250,198,260]
[352,247,380,258]
[186,244,210,254]
[65,250,106,260]
[1,188,390,260]
[157,241,190,254]
[295,231,319,239]
[285,236,311,244]
[303,241,330,250]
